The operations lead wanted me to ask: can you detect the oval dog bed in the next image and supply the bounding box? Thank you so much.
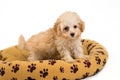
[0,39,108,80]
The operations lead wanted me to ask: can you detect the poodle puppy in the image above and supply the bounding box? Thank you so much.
[18,11,86,62]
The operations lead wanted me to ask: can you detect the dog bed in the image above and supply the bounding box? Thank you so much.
[0,39,108,80]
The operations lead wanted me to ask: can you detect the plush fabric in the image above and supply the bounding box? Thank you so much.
[0,39,108,80]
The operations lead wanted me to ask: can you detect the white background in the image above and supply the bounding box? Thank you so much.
[0,0,120,80]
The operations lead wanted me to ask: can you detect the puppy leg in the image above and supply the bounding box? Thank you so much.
[73,47,84,58]
[28,51,37,61]
[62,51,75,62]
[57,47,75,62]
[73,47,89,59]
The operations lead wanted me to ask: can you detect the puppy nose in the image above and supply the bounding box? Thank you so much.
[70,33,75,37]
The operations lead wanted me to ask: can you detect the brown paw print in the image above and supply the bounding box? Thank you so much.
[70,64,78,73]
[40,69,48,78]
[95,56,101,64]
[53,76,58,80]
[27,63,36,73]
[60,66,64,73]
[25,77,36,80]
[103,59,106,66]
[11,64,20,73]
[48,60,56,65]
[81,72,89,79]
[83,60,91,68]
[11,77,17,80]
[0,67,5,76]
[93,68,100,75]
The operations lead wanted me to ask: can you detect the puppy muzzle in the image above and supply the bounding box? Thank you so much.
[70,33,75,37]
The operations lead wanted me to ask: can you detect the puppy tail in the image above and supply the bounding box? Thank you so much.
[18,35,26,50]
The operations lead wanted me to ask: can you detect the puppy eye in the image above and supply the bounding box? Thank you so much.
[64,26,69,31]
[74,25,77,28]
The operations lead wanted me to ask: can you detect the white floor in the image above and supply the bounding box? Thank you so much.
[0,0,120,79]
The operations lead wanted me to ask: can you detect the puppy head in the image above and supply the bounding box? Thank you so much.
[54,11,85,40]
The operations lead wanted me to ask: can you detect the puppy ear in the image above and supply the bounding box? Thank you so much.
[53,19,61,35]
[79,21,85,32]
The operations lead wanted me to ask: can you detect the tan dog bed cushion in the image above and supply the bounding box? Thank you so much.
[0,39,108,80]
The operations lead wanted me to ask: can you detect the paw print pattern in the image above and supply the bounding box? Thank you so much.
[11,64,20,73]
[59,66,64,73]
[93,68,100,75]
[48,60,56,65]
[11,77,17,80]
[27,63,36,73]
[53,76,58,80]
[83,60,91,68]
[0,67,5,76]
[103,59,106,66]
[70,64,78,73]
[82,72,89,79]
[95,56,101,64]
[40,69,48,78]
[25,77,36,80]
